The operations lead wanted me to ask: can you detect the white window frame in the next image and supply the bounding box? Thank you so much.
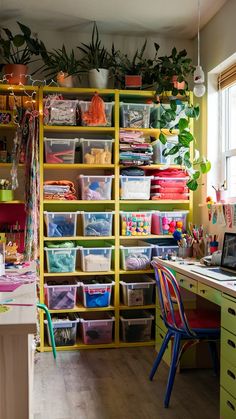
[219,85,236,199]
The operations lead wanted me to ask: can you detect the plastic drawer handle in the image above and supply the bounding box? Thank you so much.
[200,289,206,294]
[227,339,236,349]
[227,369,236,380]
[159,333,164,339]
[228,307,236,316]
[189,284,194,288]
[227,400,235,411]
[180,279,184,283]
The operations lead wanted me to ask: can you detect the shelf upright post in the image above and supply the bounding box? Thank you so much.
[39,86,45,352]
[114,90,120,345]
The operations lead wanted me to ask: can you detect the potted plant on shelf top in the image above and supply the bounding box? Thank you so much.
[154,46,195,96]
[111,40,154,89]
[0,21,43,85]
[77,22,110,89]
[39,45,83,87]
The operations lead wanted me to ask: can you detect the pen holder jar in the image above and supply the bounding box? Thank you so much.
[193,241,206,259]
[178,246,193,259]
[210,241,218,254]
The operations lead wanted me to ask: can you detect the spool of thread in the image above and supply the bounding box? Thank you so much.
[209,241,218,254]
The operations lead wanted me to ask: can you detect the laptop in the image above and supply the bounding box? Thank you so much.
[191,232,236,281]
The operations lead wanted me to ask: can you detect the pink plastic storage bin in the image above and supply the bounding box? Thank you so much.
[151,211,189,235]
[151,176,189,200]
[44,280,78,310]
[79,312,115,344]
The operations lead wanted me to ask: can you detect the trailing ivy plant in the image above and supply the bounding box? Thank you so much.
[158,99,211,191]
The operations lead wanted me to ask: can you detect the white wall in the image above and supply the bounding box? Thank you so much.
[0,21,193,82]
[194,0,236,242]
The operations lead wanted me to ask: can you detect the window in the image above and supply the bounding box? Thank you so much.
[220,84,236,197]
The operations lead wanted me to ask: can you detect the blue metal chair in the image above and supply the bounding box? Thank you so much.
[37,303,57,359]
[150,261,220,408]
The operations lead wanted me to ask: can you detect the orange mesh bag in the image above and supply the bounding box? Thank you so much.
[82,94,107,126]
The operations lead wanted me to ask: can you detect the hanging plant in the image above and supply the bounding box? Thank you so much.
[158,99,211,191]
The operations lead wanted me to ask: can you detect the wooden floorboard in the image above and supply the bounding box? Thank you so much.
[33,347,219,419]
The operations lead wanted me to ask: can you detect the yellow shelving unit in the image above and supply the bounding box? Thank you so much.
[35,86,193,351]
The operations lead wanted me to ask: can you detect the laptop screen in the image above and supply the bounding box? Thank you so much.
[221,232,236,271]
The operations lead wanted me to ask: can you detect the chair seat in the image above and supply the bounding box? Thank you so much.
[167,309,220,330]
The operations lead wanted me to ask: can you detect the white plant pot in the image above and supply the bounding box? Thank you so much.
[56,72,74,88]
[88,68,109,89]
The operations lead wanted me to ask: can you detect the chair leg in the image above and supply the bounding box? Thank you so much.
[149,330,172,381]
[208,340,219,375]
[164,332,181,408]
[37,303,57,359]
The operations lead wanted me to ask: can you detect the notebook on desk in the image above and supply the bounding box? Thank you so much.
[191,232,236,281]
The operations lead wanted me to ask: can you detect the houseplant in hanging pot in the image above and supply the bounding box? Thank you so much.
[77,22,110,89]
[0,22,43,85]
[158,100,211,191]
[154,46,195,96]
[39,44,83,87]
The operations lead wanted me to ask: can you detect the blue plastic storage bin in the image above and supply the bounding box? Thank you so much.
[79,279,114,308]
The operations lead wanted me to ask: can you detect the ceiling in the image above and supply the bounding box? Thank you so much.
[0,0,228,39]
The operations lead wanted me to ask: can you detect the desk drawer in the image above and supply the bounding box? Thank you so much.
[155,326,171,366]
[221,358,236,399]
[222,295,236,335]
[221,328,236,368]
[176,273,197,294]
[220,387,236,419]
[197,282,222,306]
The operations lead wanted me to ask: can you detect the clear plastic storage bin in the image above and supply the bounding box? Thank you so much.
[120,241,153,271]
[44,280,78,310]
[120,275,155,306]
[151,136,178,164]
[79,312,115,344]
[44,211,78,237]
[46,99,78,126]
[78,278,114,308]
[44,138,78,164]
[120,310,154,342]
[120,103,152,128]
[81,211,114,236]
[80,138,114,164]
[151,211,189,235]
[45,314,79,346]
[80,246,114,272]
[79,175,114,200]
[44,247,78,273]
[120,176,153,200]
[120,211,152,236]
[79,101,114,127]
[152,244,179,258]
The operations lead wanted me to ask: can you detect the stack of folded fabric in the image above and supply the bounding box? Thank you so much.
[119,130,153,166]
[151,169,189,200]
[44,180,77,200]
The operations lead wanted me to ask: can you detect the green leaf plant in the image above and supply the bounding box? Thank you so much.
[77,22,110,71]
[158,99,211,191]
[0,21,44,65]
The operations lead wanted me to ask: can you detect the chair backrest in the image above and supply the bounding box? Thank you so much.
[152,260,195,337]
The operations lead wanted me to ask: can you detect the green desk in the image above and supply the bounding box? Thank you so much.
[153,257,236,419]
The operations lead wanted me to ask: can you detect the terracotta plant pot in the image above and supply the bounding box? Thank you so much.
[4,64,28,85]
[88,69,109,89]
[125,75,142,89]
[172,75,185,91]
[56,72,74,88]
